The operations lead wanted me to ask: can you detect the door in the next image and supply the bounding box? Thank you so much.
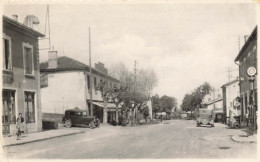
[2,90,16,135]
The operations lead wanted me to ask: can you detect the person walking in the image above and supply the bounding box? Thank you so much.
[16,113,24,140]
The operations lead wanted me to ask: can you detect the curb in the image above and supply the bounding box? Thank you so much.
[231,135,256,143]
[3,131,84,147]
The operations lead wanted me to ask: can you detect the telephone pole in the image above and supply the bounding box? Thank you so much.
[89,27,93,116]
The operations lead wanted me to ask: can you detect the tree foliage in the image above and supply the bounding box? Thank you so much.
[181,82,213,112]
[108,62,158,125]
[151,94,178,115]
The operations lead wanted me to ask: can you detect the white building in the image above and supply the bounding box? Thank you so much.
[202,88,223,110]
[221,79,240,124]
[40,52,120,124]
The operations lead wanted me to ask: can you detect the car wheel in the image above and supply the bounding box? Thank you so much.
[89,121,95,129]
[65,120,72,128]
[197,123,200,127]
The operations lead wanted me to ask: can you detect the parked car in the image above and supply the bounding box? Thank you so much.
[196,109,215,127]
[62,108,100,129]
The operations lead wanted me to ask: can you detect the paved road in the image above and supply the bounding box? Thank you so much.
[4,120,256,159]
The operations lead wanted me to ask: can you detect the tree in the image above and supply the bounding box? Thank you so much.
[151,94,160,113]
[160,95,177,115]
[109,62,158,125]
[181,82,213,116]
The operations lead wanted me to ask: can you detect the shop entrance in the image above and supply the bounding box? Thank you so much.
[2,90,16,135]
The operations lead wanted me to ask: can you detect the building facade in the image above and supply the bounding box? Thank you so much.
[40,53,120,124]
[221,79,240,124]
[234,26,257,122]
[2,15,44,135]
[202,88,223,110]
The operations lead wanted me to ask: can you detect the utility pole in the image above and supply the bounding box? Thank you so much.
[238,35,240,53]
[89,27,93,116]
[227,67,232,82]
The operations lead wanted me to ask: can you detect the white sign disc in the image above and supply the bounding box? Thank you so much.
[247,67,257,76]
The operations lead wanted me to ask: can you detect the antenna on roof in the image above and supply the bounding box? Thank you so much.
[23,15,40,29]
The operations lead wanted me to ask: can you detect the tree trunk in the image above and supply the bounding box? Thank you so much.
[103,98,108,124]
[116,104,118,125]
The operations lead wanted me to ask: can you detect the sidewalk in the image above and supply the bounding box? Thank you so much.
[1,128,84,147]
[230,125,257,143]
[231,134,257,143]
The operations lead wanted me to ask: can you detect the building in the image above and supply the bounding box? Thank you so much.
[234,26,257,122]
[221,79,240,124]
[40,53,120,124]
[202,88,223,110]
[2,15,44,135]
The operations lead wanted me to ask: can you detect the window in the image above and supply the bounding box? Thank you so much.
[23,43,34,75]
[24,92,35,123]
[94,77,97,89]
[2,90,16,124]
[3,35,12,70]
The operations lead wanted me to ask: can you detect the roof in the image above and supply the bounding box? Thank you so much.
[65,109,87,112]
[40,56,119,82]
[221,79,239,88]
[3,15,45,37]
[205,98,223,105]
[235,26,257,62]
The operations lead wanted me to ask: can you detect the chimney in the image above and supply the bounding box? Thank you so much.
[95,62,108,74]
[244,35,249,43]
[48,51,58,69]
[12,15,18,21]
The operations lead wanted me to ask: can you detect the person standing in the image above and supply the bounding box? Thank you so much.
[16,113,24,140]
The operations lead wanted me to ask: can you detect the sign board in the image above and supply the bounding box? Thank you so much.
[247,67,257,77]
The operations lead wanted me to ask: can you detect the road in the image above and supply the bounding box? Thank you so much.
[4,120,256,159]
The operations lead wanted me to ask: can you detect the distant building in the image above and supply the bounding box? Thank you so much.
[221,79,240,124]
[2,15,44,135]
[40,53,120,124]
[234,26,257,122]
[202,88,223,111]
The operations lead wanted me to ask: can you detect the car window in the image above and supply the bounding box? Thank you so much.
[76,112,82,116]
[82,112,87,116]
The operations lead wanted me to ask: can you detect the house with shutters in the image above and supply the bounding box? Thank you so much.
[2,15,44,135]
[40,52,120,124]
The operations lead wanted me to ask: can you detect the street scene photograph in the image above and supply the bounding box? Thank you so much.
[1,0,258,160]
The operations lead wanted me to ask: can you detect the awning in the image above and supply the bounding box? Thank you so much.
[91,101,122,112]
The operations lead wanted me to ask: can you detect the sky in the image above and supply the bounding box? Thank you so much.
[3,2,258,105]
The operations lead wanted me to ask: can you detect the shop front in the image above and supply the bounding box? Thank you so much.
[2,89,16,135]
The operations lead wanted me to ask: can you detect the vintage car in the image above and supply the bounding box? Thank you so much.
[196,109,215,127]
[62,108,100,128]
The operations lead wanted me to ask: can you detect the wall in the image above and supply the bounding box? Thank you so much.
[238,37,257,121]
[225,82,240,118]
[84,71,120,102]
[3,20,42,134]
[41,71,86,114]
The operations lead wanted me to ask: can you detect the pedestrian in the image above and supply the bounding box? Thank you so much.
[246,111,249,127]
[16,113,24,140]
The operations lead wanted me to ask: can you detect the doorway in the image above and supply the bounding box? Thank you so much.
[2,90,16,135]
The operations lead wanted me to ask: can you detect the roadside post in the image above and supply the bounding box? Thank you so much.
[247,67,257,135]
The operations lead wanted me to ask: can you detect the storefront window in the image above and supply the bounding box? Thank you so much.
[2,90,16,124]
[24,92,35,123]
